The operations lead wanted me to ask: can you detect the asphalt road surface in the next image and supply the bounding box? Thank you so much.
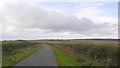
[15,45,57,66]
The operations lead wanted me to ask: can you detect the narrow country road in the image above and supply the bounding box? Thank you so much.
[15,45,57,66]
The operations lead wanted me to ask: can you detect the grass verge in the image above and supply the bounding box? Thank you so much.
[2,44,43,67]
[51,46,80,66]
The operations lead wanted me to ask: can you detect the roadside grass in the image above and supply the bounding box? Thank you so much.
[52,43,118,66]
[0,56,1,68]
[0,41,2,67]
[2,44,43,68]
[51,46,80,66]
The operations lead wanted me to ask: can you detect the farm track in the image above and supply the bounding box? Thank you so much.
[14,44,57,66]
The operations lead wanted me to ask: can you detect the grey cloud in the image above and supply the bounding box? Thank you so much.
[3,4,107,34]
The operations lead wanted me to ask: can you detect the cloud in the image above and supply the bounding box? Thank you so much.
[1,3,118,40]
[3,4,107,33]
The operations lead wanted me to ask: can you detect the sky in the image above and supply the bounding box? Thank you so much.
[0,0,119,40]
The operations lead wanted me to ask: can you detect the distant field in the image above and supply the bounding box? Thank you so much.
[31,39,118,46]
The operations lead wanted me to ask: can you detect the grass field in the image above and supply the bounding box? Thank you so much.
[2,40,43,67]
[1,39,119,67]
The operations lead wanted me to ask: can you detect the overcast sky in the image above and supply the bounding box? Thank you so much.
[0,0,119,40]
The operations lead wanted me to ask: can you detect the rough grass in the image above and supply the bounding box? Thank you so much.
[2,41,44,67]
[2,40,38,56]
[2,39,118,67]
[53,42,118,66]
[0,56,1,68]
[51,46,80,66]
[0,41,2,67]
